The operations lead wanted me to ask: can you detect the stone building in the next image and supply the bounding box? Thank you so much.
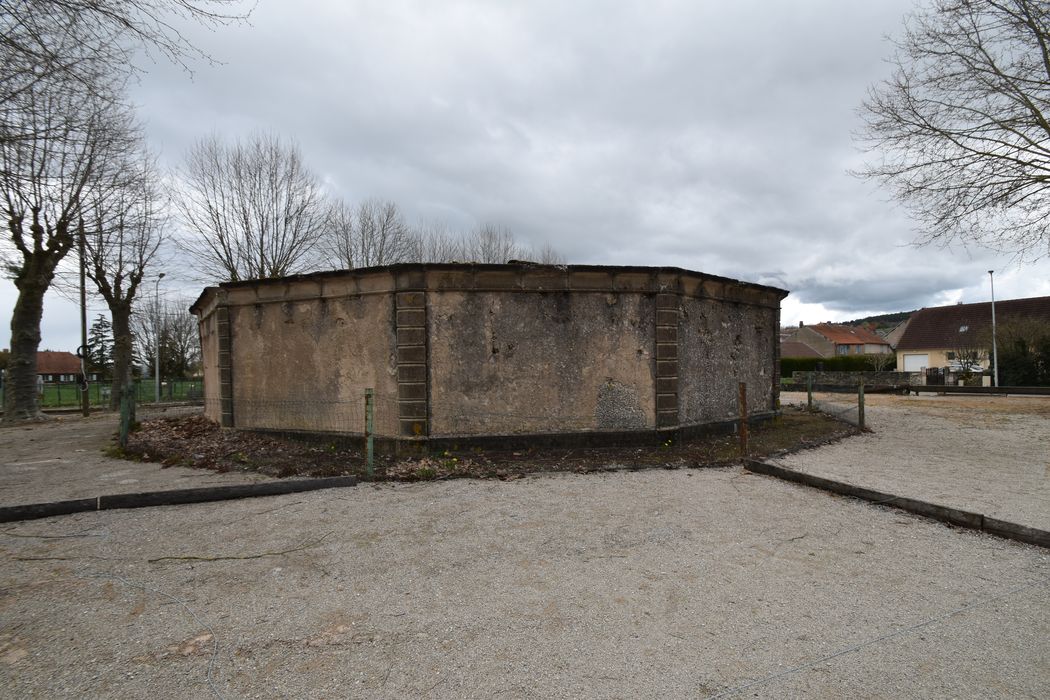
[191,263,788,449]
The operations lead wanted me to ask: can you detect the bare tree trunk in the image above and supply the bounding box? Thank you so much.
[4,272,50,420]
[109,305,134,412]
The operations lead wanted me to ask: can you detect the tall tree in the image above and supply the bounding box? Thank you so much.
[81,144,166,409]
[133,296,201,382]
[176,132,332,282]
[87,313,113,378]
[1,83,129,420]
[322,198,414,269]
[461,223,529,263]
[857,0,1050,260]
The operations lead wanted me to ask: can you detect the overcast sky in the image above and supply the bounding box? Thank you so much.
[4,0,1050,352]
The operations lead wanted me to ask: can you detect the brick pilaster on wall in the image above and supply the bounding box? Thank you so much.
[395,291,428,437]
[654,293,680,428]
[216,306,234,428]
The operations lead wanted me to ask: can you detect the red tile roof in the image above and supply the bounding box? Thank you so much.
[781,340,823,358]
[36,351,81,374]
[896,296,1050,350]
[808,323,889,346]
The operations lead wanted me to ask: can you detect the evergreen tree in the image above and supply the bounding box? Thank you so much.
[87,314,113,378]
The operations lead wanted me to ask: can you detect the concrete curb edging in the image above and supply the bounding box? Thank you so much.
[744,459,1049,550]
[0,476,358,524]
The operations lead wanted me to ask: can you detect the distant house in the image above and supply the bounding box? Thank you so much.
[786,323,893,358]
[781,339,823,358]
[35,351,97,382]
[882,318,911,349]
[895,296,1050,372]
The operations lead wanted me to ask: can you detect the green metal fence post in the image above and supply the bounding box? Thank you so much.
[365,388,375,476]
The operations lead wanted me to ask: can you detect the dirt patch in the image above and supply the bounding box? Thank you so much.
[124,407,856,481]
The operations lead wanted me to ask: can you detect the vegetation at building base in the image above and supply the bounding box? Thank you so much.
[122,406,856,482]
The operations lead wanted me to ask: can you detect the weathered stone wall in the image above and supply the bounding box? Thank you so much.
[679,296,778,423]
[428,290,656,436]
[192,264,787,445]
[195,273,401,437]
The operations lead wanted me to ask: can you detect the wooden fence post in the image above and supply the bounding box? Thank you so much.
[858,383,865,431]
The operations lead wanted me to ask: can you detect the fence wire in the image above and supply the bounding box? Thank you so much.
[0,379,204,409]
[811,394,863,428]
[198,380,790,438]
[205,389,668,437]
[784,389,866,430]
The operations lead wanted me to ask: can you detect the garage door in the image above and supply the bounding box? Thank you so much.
[903,354,929,372]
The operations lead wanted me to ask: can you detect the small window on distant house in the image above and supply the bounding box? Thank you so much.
[947,351,956,360]
[837,345,849,355]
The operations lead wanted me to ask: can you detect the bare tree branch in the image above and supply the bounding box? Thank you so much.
[174,132,331,282]
[856,0,1050,260]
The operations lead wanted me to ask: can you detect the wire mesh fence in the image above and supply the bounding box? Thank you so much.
[201,388,779,441]
[782,381,868,430]
[0,379,204,409]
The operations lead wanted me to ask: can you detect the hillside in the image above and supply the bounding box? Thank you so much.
[846,310,914,333]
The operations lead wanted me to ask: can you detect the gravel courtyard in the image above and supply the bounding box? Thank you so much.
[779,391,1050,531]
[2,469,1048,699]
[1,396,1048,698]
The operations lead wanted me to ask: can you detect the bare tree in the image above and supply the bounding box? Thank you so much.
[321,206,567,268]
[176,132,332,282]
[857,0,1050,260]
[461,223,529,263]
[81,146,166,409]
[1,1,249,128]
[134,296,201,383]
[405,220,466,263]
[322,198,414,269]
[2,85,131,420]
[534,240,566,265]
[866,352,895,372]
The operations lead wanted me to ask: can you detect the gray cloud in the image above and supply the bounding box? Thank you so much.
[5,0,1050,351]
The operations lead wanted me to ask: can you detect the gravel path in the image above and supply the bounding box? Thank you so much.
[0,408,272,507]
[779,392,1050,532]
[1,470,1047,698]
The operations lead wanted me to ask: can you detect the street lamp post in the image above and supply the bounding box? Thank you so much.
[154,272,165,403]
[988,270,999,388]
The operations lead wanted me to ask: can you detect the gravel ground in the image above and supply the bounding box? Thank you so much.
[1,470,1047,699]
[0,408,272,507]
[779,392,1050,532]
